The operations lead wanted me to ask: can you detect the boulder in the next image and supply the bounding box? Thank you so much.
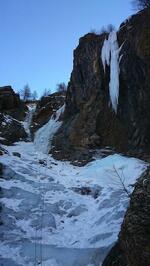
[72,186,101,199]
[12,152,21,158]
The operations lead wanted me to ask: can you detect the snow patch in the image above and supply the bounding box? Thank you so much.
[101,31,120,113]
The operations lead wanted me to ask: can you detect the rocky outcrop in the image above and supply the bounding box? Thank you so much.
[51,8,150,163]
[0,86,27,144]
[0,113,27,145]
[0,86,27,120]
[102,166,150,266]
[31,91,66,136]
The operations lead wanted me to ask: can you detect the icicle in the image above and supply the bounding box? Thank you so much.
[101,31,120,113]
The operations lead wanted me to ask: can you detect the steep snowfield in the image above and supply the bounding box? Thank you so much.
[101,31,120,113]
[0,140,147,266]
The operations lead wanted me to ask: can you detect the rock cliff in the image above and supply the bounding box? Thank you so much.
[51,8,150,164]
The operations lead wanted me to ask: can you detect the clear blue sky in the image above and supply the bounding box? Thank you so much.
[0,0,133,96]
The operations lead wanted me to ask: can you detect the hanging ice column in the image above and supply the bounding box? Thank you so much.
[101,31,120,113]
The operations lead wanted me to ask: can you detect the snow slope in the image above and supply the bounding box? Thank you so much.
[0,141,147,266]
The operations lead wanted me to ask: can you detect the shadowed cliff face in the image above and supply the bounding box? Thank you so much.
[52,33,107,164]
[51,8,150,163]
[118,8,150,154]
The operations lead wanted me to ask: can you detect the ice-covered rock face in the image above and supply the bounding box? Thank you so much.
[101,31,120,113]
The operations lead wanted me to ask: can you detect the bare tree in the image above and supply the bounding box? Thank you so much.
[90,29,98,34]
[100,24,115,35]
[56,83,67,93]
[20,84,31,101]
[32,90,38,101]
[42,88,51,97]
[90,24,115,36]
[113,166,131,198]
[132,0,150,10]
[100,26,107,34]
[107,24,115,33]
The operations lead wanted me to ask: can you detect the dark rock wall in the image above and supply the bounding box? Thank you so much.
[52,33,108,162]
[118,8,150,154]
[52,8,150,162]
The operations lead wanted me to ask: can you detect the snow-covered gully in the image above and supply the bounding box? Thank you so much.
[0,140,147,266]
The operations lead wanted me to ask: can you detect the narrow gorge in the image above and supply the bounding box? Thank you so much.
[0,6,150,266]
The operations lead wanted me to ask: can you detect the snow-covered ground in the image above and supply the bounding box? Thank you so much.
[0,140,148,266]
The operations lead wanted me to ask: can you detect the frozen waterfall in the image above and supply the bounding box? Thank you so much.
[34,105,65,154]
[23,104,36,140]
[101,31,120,113]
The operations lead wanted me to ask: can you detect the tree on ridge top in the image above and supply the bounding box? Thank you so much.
[132,0,150,10]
